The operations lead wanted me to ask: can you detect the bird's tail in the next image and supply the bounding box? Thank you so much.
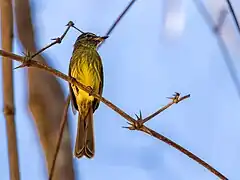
[74,105,95,158]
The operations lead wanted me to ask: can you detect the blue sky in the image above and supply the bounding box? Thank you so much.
[0,0,240,179]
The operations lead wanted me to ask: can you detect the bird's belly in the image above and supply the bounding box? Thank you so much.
[71,63,99,103]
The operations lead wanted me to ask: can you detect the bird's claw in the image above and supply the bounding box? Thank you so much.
[86,86,94,96]
[167,92,181,103]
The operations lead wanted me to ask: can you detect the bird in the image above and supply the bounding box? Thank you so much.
[68,32,108,158]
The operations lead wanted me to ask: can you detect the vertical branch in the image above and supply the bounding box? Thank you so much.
[0,0,20,179]
[14,0,75,179]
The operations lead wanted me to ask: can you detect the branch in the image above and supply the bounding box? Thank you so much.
[141,92,190,124]
[105,0,137,36]
[29,21,74,59]
[226,0,240,34]
[143,127,227,180]
[14,20,76,69]
[0,0,20,179]
[0,49,228,180]
[99,0,137,48]
[49,95,70,180]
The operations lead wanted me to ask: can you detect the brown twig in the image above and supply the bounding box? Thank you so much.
[31,21,74,58]
[0,0,20,179]
[141,93,190,124]
[0,49,228,180]
[15,20,75,69]
[142,127,227,180]
[49,95,70,180]
[226,0,240,34]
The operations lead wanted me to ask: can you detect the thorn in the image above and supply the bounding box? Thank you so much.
[139,110,142,120]
[126,122,132,126]
[22,50,31,56]
[122,126,130,129]
[25,50,32,57]
[122,122,135,130]
[51,37,61,43]
[174,92,180,96]
[14,64,27,70]
[135,110,143,120]
[135,113,139,120]
[167,92,181,103]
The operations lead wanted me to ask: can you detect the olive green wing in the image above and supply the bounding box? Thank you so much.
[68,63,78,115]
[92,56,104,112]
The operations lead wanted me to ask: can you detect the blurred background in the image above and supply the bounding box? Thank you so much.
[0,0,240,179]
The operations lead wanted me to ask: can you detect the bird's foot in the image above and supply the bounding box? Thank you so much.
[86,86,94,96]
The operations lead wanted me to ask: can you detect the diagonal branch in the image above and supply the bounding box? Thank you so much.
[143,127,227,180]
[105,0,137,36]
[29,21,82,59]
[99,0,137,48]
[49,95,70,180]
[15,20,78,70]
[0,49,228,180]
[225,0,240,34]
[141,93,190,124]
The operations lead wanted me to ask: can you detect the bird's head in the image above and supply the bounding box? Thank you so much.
[74,32,108,49]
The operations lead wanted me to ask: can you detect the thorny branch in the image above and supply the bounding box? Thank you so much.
[0,1,229,178]
[140,92,190,124]
[0,0,229,179]
[0,49,227,180]
[14,21,79,69]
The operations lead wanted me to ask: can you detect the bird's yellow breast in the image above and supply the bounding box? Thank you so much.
[70,58,100,104]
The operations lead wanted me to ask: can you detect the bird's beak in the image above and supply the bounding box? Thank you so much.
[101,36,109,40]
[95,36,108,42]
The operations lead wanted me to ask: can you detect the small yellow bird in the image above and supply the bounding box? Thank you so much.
[69,32,108,158]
